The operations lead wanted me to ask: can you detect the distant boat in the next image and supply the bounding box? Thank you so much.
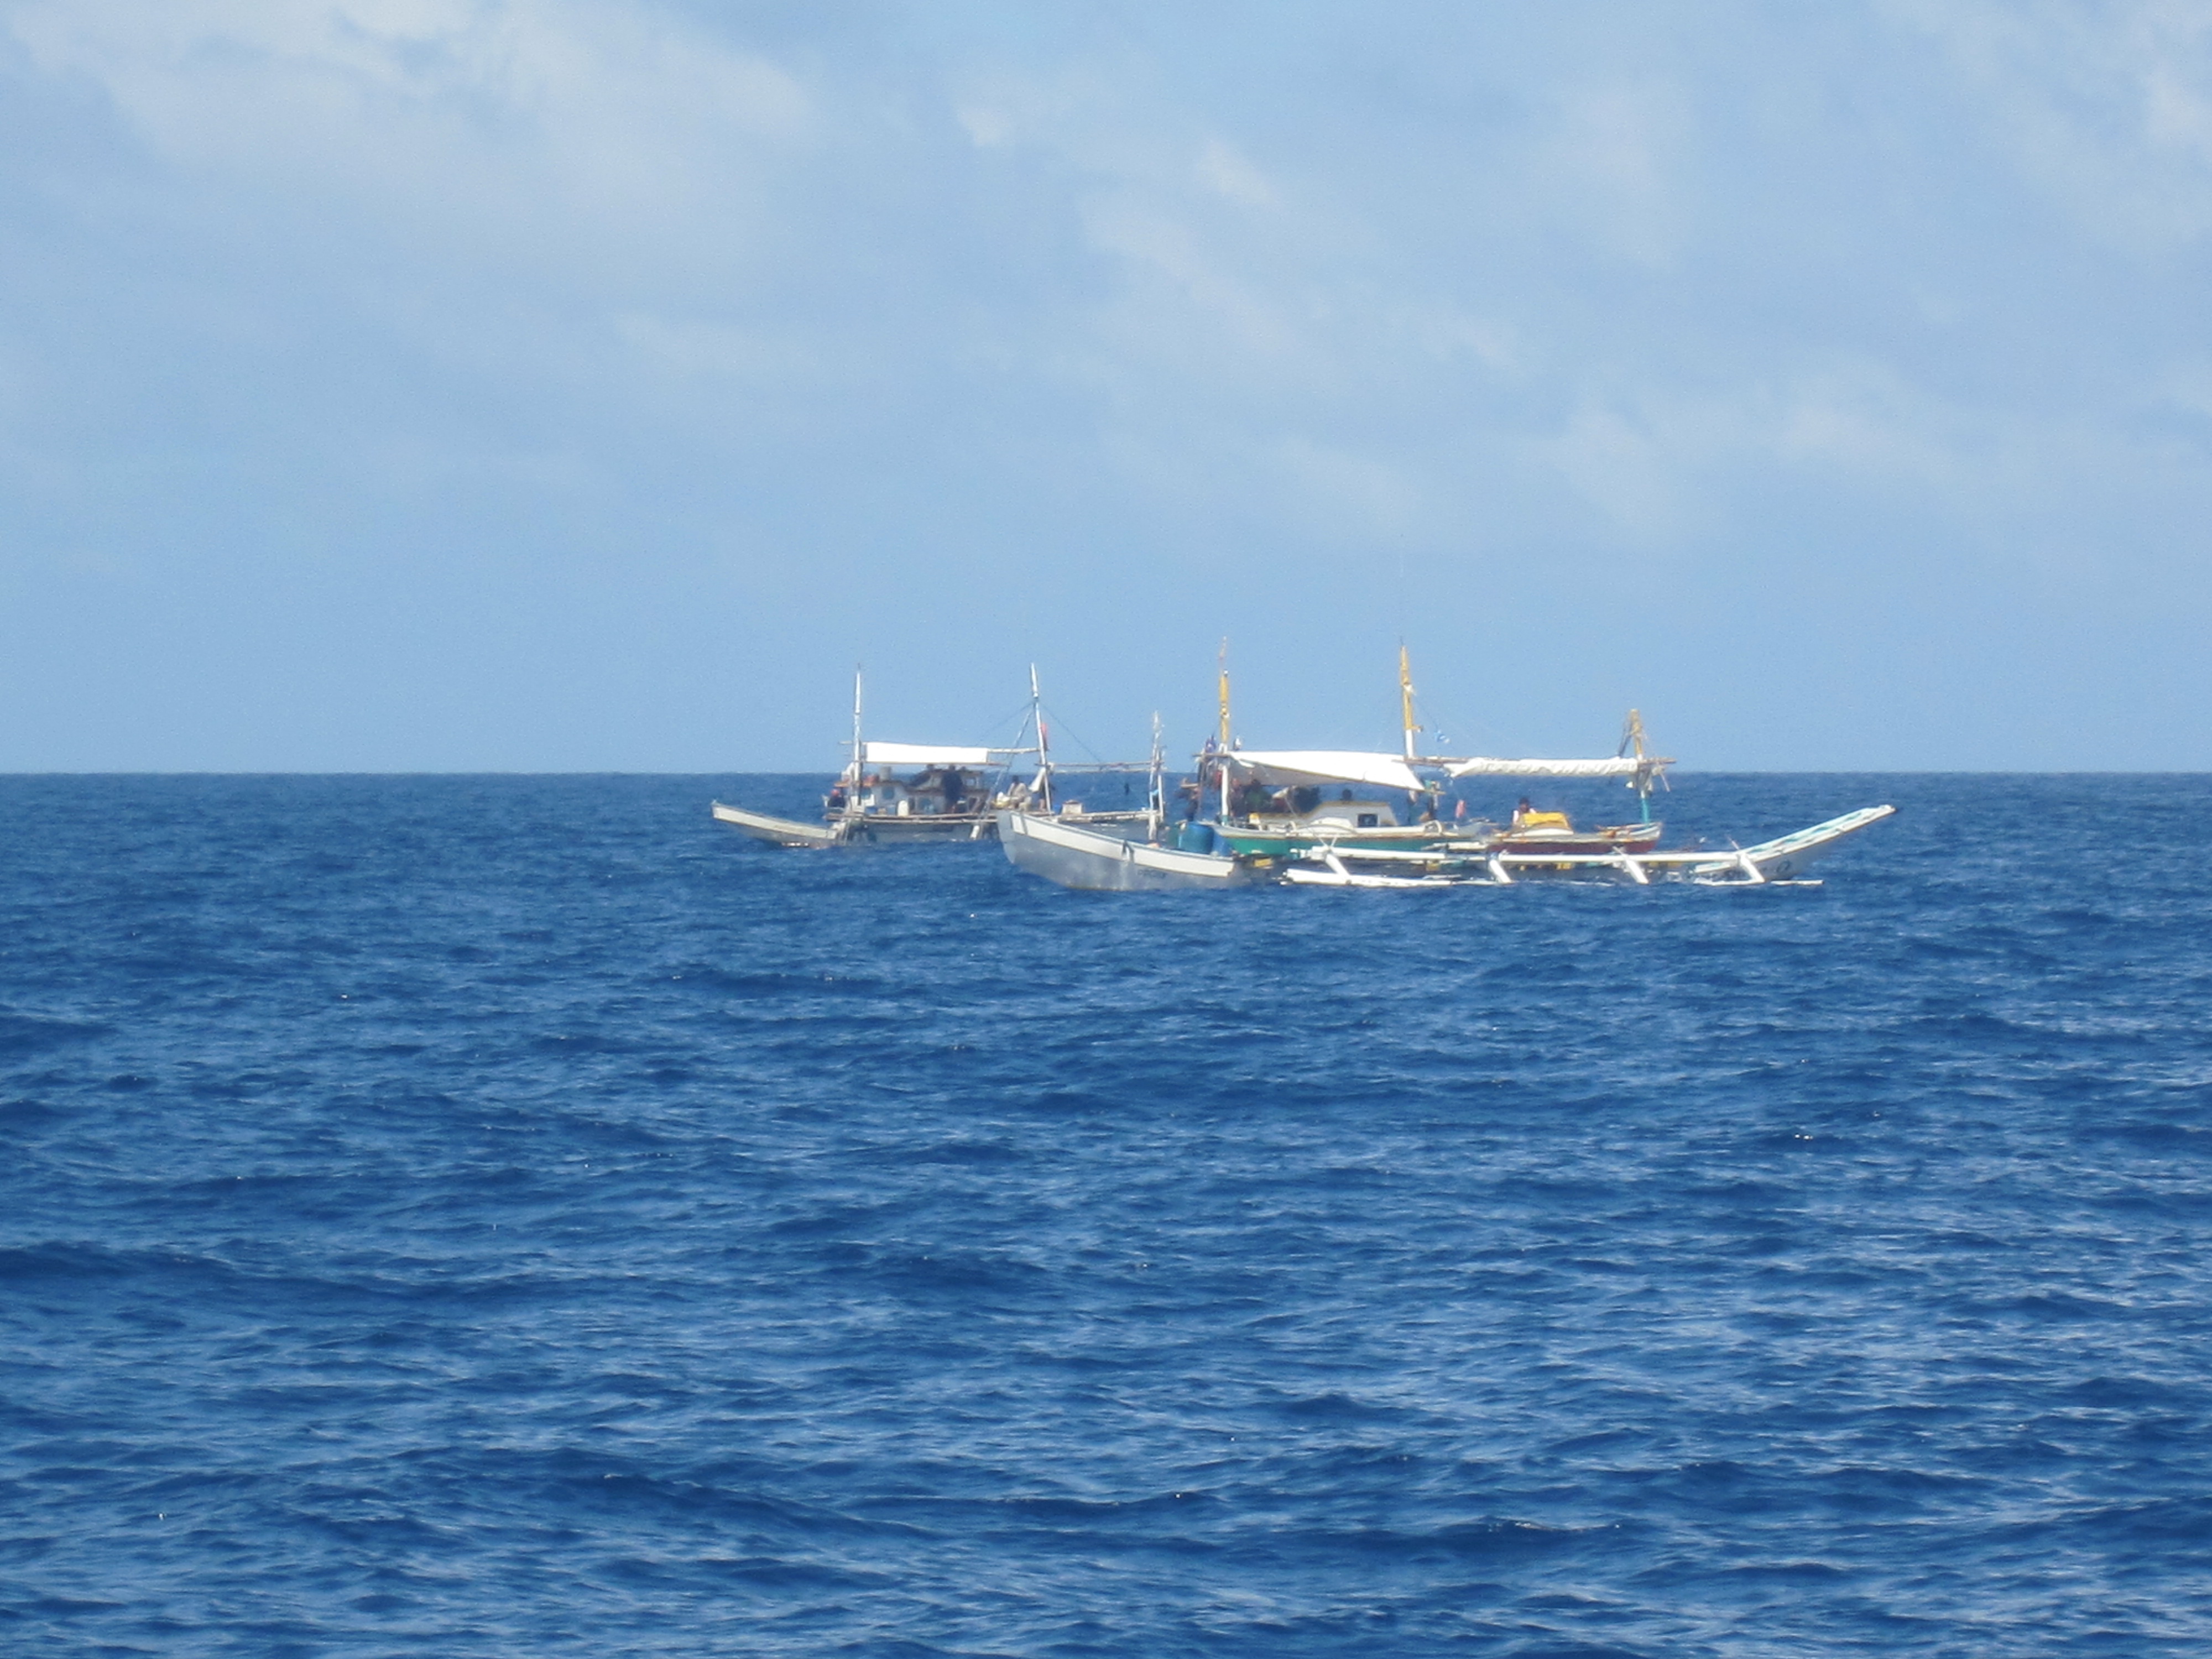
[1275,805,1897,888]
[1180,646,1673,858]
[995,647,1895,891]
[712,742,1019,846]
[995,808,1250,891]
[713,667,1153,849]
[990,709,1253,890]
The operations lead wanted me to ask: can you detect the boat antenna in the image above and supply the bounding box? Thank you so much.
[1030,663,1053,813]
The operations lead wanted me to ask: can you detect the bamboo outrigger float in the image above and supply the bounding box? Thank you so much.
[998,801,1895,891]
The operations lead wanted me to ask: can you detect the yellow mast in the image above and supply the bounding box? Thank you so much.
[1399,643,1420,760]
[1217,638,1232,750]
[1217,638,1233,818]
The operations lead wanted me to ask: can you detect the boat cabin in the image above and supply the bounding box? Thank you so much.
[830,764,992,820]
[1247,787,1405,831]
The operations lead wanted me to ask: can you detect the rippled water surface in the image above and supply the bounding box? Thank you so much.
[4,773,2209,1656]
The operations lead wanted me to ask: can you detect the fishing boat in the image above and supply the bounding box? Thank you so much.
[712,667,1157,848]
[712,667,1035,847]
[712,744,1020,846]
[1186,648,1670,858]
[994,647,1895,891]
[993,712,1259,890]
[1276,805,1896,887]
[996,808,1251,891]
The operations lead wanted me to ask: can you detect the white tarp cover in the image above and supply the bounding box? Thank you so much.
[863,742,1005,768]
[1225,750,1425,792]
[1447,756,1645,779]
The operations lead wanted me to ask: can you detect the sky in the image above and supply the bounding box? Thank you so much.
[4,0,2212,771]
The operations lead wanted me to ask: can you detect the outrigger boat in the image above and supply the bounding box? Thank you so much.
[1000,799,1895,890]
[712,668,1156,848]
[1272,805,1897,888]
[995,714,1253,890]
[1176,647,1671,857]
[995,648,1895,891]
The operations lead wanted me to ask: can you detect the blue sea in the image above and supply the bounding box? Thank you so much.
[4,773,2209,1657]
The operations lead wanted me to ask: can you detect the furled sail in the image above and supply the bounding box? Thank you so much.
[862,742,1013,768]
[1446,756,1653,779]
[1224,750,1426,792]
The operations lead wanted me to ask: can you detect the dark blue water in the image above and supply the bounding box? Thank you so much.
[4,774,2209,1656]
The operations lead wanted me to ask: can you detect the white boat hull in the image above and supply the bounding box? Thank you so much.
[712,801,1002,846]
[997,810,1248,891]
[1709,805,1897,881]
[833,812,999,844]
[711,801,843,847]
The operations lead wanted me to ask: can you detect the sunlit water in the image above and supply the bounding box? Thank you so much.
[4,774,2208,1656]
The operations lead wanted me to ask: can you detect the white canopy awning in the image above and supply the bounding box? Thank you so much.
[862,742,1012,768]
[1224,750,1425,792]
[1446,755,1652,779]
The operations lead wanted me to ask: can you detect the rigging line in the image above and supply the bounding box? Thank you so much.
[963,699,1042,750]
[1416,692,1501,757]
[1036,702,1117,765]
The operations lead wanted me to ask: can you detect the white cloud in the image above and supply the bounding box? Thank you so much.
[7,0,812,273]
[1545,400,1689,540]
[5,3,2212,764]
[1526,79,1690,268]
[1888,0,2212,249]
[1194,137,1276,207]
[954,102,1012,148]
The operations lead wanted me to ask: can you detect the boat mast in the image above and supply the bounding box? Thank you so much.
[1399,643,1420,760]
[1147,711,1165,837]
[1216,638,1233,821]
[1030,663,1054,813]
[1401,643,1444,821]
[847,664,864,821]
[1622,707,1653,826]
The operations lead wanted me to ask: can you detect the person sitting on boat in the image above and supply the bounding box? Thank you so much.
[1511,796,1573,833]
